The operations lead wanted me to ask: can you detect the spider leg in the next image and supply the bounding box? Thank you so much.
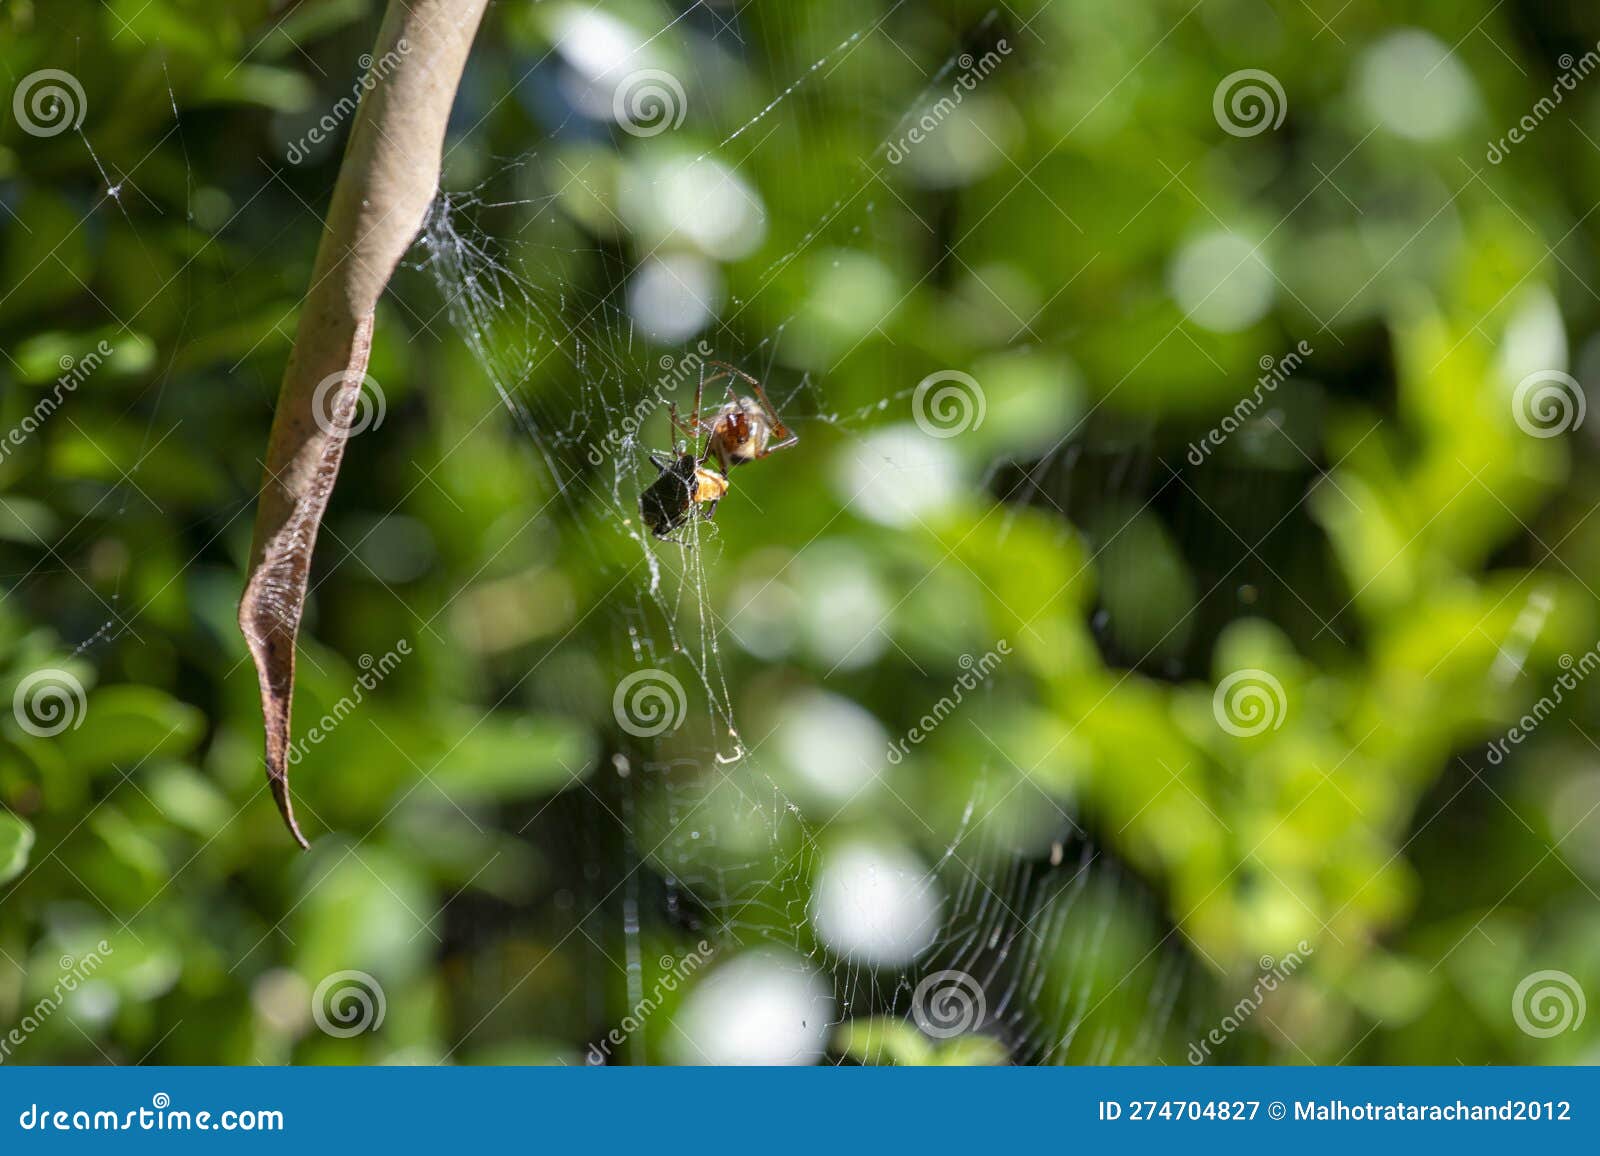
[702,360,763,390]
[648,451,675,472]
[698,369,734,394]
[666,401,697,445]
[686,362,711,458]
[750,382,798,451]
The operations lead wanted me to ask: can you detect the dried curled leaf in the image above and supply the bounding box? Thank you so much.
[238,0,489,847]
[239,318,375,848]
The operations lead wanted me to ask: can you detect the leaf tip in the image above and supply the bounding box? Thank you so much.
[271,774,313,850]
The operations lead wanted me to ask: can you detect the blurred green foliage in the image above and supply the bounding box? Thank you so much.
[2,0,1600,1066]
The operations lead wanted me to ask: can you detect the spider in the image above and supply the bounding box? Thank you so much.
[673,360,798,475]
[638,361,797,540]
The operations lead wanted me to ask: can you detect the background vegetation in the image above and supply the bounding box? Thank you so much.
[2,0,1599,1065]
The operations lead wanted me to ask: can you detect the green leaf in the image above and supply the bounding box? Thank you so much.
[429,713,594,803]
[295,845,433,984]
[53,686,205,776]
[12,329,155,384]
[832,1016,933,1066]
[0,812,35,884]
[930,1035,1010,1065]
[199,64,317,113]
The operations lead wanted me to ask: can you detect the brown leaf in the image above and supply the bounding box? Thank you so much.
[239,317,375,849]
[237,0,489,847]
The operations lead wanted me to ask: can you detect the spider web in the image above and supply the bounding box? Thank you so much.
[16,0,1595,1074]
[404,3,1197,1066]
